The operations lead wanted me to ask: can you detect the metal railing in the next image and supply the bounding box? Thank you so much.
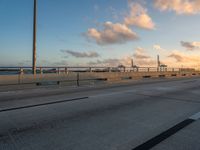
[0,66,190,75]
[0,66,198,87]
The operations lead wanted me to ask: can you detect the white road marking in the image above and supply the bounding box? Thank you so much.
[189,112,200,120]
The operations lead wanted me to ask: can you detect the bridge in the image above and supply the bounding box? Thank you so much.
[0,77,200,150]
[0,67,200,150]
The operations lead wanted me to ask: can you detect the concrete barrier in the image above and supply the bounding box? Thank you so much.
[0,71,199,86]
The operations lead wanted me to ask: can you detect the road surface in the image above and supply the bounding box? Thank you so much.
[0,77,200,150]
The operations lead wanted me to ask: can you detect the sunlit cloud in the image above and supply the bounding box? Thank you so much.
[168,51,185,62]
[181,41,200,50]
[124,3,155,29]
[86,44,200,68]
[89,47,157,67]
[133,47,151,59]
[154,0,200,15]
[88,54,138,67]
[133,47,156,66]
[153,44,169,56]
[165,50,200,68]
[60,50,100,58]
[168,50,200,62]
[86,22,138,45]
[85,2,155,45]
[153,44,162,51]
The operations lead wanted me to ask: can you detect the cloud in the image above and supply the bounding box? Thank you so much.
[124,3,155,29]
[151,44,200,68]
[88,46,200,68]
[86,22,138,45]
[168,51,184,62]
[154,0,200,15]
[85,2,155,45]
[153,44,162,51]
[168,50,200,67]
[133,47,151,59]
[88,55,137,67]
[153,44,168,55]
[181,41,200,50]
[135,59,156,66]
[60,50,100,58]
[133,47,156,66]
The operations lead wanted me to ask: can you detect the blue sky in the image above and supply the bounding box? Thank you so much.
[1,0,200,68]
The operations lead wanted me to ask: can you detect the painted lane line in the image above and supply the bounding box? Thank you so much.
[0,97,89,113]
[189,112,200,120]
[132,119,194,150]
[132,111,200,150]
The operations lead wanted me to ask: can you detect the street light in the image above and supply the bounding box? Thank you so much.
[32,0,37,74]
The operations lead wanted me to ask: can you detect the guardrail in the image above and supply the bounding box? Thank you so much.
[0,66,190,75]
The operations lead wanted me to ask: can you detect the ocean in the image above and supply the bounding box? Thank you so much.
[0,71,19,75]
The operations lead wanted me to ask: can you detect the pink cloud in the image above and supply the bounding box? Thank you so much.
[124,3,155,30]
[154,0,200,15]
[86,22,138,45]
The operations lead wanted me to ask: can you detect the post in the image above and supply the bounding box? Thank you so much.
[18,68,24,84]
[40,67,43,74]
[77,73,80,86]
[109,67,111,72]
[89,67,92,72]
[32,0,37,75]
[65,67,68,74]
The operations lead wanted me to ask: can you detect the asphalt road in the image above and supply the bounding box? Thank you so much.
[0,77,200,150]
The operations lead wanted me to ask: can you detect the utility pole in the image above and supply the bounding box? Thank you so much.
[32,0,37,74]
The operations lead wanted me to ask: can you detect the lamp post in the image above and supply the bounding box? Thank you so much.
[32,0,37,74]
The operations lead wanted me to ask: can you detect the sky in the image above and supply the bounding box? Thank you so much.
[1,0,200,68]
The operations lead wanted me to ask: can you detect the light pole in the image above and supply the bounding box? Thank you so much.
[32,0,37,74]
